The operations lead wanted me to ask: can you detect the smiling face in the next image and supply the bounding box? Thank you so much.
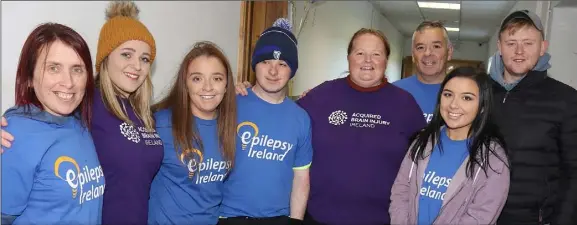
[32,40,88,117]
[412,27,453,78]
[254,59,291,93]
[440,76,480,137]
[498,24,547,79]
[186,55,227,120]
[347,33,387,87]
[105,40,152,97]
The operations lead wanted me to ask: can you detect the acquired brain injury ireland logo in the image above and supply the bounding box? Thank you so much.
[120,122,141,143]
[328,110,348,126]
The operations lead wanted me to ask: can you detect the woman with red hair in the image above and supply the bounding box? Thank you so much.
[0,23,104,225]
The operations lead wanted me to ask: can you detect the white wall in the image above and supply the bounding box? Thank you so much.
[371,5,405,83]
[1,1,240,113]
[547,6,577,89]
[403,39,489,62]
[291,1,405,95]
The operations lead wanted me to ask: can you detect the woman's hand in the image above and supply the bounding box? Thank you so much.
[1,116,14,153]
[235,81,252,96]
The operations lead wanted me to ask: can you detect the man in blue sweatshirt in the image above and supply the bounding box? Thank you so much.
[393,20,454,123]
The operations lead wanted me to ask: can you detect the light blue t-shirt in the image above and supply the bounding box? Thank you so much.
[148,109,231,225]
[393,75,441,123]
[417,128,469,225]
[1,105,105,225]
[220,89,313,218]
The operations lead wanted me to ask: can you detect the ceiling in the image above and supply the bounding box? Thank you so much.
[557,0,577,7]
[373,1,518,42]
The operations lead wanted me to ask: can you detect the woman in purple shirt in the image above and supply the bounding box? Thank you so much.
[1,2,163,224]
[89,2,163,224]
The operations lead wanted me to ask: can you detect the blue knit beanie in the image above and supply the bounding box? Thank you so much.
[251,18,299,78]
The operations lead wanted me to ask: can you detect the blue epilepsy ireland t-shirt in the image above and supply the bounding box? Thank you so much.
[148,109,231,225]
[417,128,469,224]
[393,75,441,123]
[220,89,313,218]
[1,105,105,225]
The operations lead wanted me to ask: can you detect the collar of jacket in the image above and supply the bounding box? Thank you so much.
[492,70,548,92]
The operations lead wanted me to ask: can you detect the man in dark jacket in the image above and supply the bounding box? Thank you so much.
[490,10,577,224]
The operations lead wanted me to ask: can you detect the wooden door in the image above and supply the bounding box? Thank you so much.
[401,56,416,78]
[445,59,484,74]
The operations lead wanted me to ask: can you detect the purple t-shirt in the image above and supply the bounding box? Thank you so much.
[91,88,164,225]
[297,77,425,225]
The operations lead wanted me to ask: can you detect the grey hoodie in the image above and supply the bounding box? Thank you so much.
[489,51,551,91]
[389,140,510,225]
[3,104,74,126]
[1,104,78,225]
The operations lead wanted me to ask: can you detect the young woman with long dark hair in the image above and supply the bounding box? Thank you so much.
[390,67,510,225]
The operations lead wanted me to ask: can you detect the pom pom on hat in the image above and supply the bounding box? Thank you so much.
[272,18,292,31]
[105,1,140,20]
[96,1,156,74]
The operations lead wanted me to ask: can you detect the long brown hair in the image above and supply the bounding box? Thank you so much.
[153,41,237,166]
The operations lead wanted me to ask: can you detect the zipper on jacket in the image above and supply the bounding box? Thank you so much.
[539,177,552,225]
[502,91,510,103]
[539,208,543,224]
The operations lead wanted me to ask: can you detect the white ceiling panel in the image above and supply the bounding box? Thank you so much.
[374,1,518,41]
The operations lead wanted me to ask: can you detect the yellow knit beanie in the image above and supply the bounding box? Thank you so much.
[95,1,156,74]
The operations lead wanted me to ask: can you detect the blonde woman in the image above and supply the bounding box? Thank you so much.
[90,1,163,224]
